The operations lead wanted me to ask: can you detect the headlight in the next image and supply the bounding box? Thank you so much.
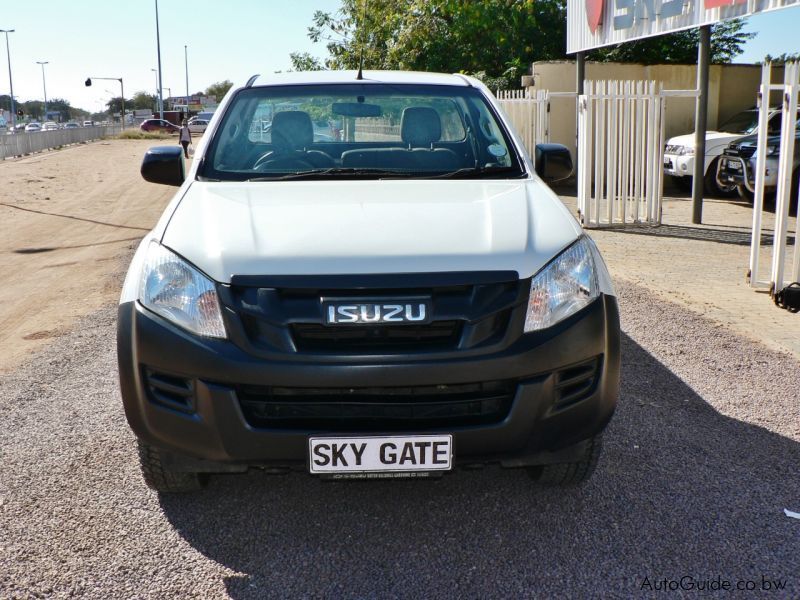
[138,242,227,338]
[678,146,694,156]
[524,237,599,332]
[766,145,779,156]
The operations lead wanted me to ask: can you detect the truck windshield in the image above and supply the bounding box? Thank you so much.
[199,83,525,181]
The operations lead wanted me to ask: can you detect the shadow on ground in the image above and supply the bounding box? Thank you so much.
[159,332,800,598]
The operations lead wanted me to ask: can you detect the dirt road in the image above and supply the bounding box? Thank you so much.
[0,140,175,373]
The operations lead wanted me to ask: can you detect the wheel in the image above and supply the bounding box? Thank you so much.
[669,175,692,192]
[137,440,207,493]
[704,158,737,197]
[528,435,603,486]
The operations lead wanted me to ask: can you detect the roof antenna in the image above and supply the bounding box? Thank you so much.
[356,0,368,80]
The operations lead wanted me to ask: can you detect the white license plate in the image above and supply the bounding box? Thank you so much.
[308,434,453,474]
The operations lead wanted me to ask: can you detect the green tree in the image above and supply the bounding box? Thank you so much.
[204,80,233,102]
[106,96,132,115]
[301,2,755,89]
[46,98,72,122]
[588,19,754,64]
[132,91,157,110]
[289,51,324,71]
[760,52,800,65]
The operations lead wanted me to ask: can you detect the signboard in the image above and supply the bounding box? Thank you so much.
[568,0,800,53]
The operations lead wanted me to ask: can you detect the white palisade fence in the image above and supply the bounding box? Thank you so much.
[496,89,551,155]
[0,125,122,160]
[577,80,666,228]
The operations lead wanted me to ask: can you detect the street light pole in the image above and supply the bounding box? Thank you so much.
[0,29,15,129]
[36,60,48,120]
[154,0,164,118]
[184,45,189,99]
[151,68,159,114]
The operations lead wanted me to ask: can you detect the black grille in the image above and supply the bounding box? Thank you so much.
[724,145,756,159]
[291,321,463,352]
[222,275,525,356]
[143,368,194,414]
[554,357,601,408]
[237,380,516,431]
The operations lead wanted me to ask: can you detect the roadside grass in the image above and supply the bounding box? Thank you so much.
[116,130,173,140]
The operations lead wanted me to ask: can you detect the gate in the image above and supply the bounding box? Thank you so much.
[496,89,551,154]
[577,80,668,228]
[748,62,800,295]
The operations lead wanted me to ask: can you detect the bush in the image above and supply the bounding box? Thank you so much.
[116,130,172,140]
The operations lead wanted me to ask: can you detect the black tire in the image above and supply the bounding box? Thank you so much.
[137,440,207,493]
[704,158,737,197]
[528,435,603,486]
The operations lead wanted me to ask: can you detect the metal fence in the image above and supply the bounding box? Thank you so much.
[0,125,122,160]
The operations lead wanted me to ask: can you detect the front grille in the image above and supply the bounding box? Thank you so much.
[724,144,756,159]
[237,380,516,431]
[291,321,462,352]
[223,275,525,356]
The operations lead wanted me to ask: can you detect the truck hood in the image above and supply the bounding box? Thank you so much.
[666,131,742,152]
[160,179,582,283]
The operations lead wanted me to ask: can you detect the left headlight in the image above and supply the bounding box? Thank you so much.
[524,237,599,332]
[138,242,227,339]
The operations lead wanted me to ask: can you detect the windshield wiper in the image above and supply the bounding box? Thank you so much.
[246,167,415,181]
[421,166,524,179]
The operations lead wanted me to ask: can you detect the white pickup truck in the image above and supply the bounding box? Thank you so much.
[118,70,620,492]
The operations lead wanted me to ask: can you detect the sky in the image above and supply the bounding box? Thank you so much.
[0,1,798,113]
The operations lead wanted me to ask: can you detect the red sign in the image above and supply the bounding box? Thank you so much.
[586,0,604,33]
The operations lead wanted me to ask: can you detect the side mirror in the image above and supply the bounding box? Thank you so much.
[535,143,573,183]
[141,146,185,186]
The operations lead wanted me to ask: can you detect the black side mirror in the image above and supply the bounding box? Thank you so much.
[535,143,573,183]
[141,146,185,186]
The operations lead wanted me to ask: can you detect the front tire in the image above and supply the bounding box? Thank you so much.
[528,435,603,486]
[704,158,737,197]
[137,440,207,493]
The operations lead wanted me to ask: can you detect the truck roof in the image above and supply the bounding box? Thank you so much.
[246,70,474,89]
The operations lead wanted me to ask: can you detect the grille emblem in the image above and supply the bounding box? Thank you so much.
[323,301,430,325]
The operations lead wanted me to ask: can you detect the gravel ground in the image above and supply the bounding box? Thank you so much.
[1,273,799,598]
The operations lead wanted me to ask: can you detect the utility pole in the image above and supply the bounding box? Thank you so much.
[0,29,15,129]
[691,26,711,225]
[37,60,49,120]
[154,0,164,118]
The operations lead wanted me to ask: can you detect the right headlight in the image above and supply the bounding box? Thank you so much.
[524,237,599,332]
[138,242,227,339]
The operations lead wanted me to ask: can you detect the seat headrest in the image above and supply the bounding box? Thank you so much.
[272,111,314,151]
[401,107,442,147]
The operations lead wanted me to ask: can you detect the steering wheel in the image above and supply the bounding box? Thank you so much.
[253,154,315,172]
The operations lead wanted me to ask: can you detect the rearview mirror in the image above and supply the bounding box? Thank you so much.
[332,102,382,118]
[141,146,185,186]
[534,143,573,183]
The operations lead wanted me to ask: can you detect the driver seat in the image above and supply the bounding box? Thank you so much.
[259,111,334,169]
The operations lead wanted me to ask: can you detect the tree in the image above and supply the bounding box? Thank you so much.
[289,51,324,71]
[760,52,800,65]
[106,96,132,115]
[132,91,157,110]
[204,80,233,102]
[588,19,755,64]
[300,2,755,89]
[46,98,73,122]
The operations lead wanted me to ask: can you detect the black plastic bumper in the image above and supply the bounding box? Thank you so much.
[117,295,620,469]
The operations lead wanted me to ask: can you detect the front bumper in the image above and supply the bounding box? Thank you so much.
[717,155,778,193]
[118,295,620,469]
[663,153,694,177]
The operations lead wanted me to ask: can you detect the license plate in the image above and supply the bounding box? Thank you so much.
[309,434,453,474]
[728,161,742,171]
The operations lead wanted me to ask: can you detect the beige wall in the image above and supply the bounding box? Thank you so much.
[527,61,776,159]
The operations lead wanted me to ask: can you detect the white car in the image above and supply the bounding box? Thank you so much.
[41,121,59,132]
[187,118,208,134]
[119,71,620,492]
[663,108,789,196]
[24,122,42,132]
[83,120,94,127]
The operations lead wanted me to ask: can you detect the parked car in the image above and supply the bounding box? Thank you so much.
[41,121,59,132]
[83,120,94,127]
[717,120,800,213]
[187,118,208,134]
[64,122,80,129]
[140,118,179,133]
[24,122,42,132]
[120,70,620,492]
[663,107,789,196]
